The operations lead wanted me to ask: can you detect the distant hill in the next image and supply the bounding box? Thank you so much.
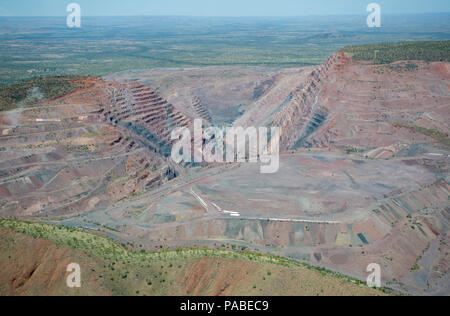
[343,41,450,64]
[0,76,92,112]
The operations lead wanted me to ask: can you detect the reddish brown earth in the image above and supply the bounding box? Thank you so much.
[0,51,448,295]
[235,51,449,153]
[0,227,385,296]
[0,78,181,218]
[0,227,110,296]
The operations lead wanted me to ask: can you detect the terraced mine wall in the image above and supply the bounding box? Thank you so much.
[272,52,346,150]
[192,96,212,123]
[103,82,192,158]
[0,77,190,218]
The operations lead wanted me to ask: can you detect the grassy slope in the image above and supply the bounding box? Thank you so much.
[393,123,450,147]
[0,220,389,296]
[0,76,92,112]
[343,41,450,64]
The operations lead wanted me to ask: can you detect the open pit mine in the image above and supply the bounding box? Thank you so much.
[0,49,449,295]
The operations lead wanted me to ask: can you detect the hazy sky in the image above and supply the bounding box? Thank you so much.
[0,0,449,16]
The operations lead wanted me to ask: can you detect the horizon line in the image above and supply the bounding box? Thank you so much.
[1,12,450,18]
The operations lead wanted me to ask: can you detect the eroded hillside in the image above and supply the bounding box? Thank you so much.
[0,42,449,296]
[0,221,387,296]
[236,48,450,156]
[0,78,186,218]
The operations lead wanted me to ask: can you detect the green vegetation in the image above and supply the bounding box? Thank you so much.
[0,218,392,294]
[64,144,95,154]
[393,123,450,147]
[1,15,449,84]
[0,76,91,111]
[346,147,365,155]
[411,264,421,271]
[387,62,419,72]
[344,41,450,64]
[0,218,306,266]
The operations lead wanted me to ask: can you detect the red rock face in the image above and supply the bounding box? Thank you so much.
[270,52,342,150]
[266,51,449,152]
[102,82,191,150]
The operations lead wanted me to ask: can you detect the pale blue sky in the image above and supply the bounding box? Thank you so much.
[0,0,449,16]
